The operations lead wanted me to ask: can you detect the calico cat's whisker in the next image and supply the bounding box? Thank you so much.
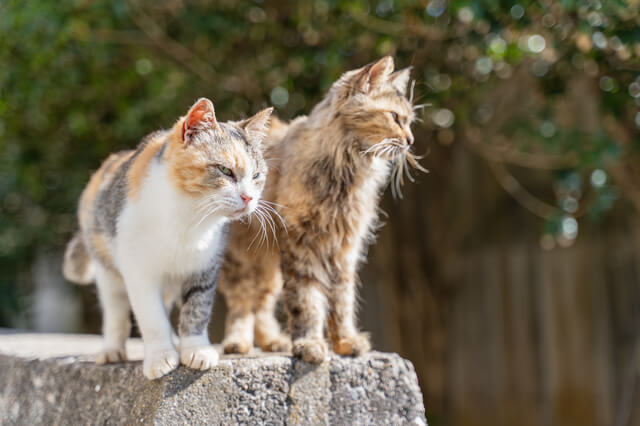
[194,206,223,228]
[261,199,287,210]
[192,201,220,226]
[247,215,265,250]
[259,201,287,233]
[251,207,271,249]
[194,198,216,212]
[257,205,278,248]
[248,207,270,250]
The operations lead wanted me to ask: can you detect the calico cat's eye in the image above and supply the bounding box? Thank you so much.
[218,165,234,178]
[253,172,261,180]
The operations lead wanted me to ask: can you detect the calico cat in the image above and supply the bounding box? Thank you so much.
[63,98,273,379]
[219,56,425,362]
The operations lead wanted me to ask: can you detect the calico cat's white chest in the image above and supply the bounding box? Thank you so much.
[115,163,227,279]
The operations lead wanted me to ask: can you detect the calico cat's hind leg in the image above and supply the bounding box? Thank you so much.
[94,265,131,364]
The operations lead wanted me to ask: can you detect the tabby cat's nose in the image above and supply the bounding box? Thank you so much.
[240,193,253,206]
[406,135,414,145]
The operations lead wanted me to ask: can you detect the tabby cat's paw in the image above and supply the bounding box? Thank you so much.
[292,338,328,363]
[143,349,179,380]
[223,339,252,355]
[259,335,292,353]
[96,348,126,365]
[180,345,219,370]
[332,332,371,357]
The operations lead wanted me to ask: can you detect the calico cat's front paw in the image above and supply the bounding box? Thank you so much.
[143,349,179,380]
[96,348,126,364]
[332,332,371,357]
[223,338,252,355]
[292,338,328,363]
[180,345,219,370]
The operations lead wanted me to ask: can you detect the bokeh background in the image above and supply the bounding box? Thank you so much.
[2,1,640,425]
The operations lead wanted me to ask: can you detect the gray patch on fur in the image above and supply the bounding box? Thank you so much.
[154,139,169,161]
[93,133,158,236]
[178,223,230,337]
[94,156,134,236]
[222,124,249,147]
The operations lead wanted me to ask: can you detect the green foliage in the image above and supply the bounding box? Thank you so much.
[1,0,639,325]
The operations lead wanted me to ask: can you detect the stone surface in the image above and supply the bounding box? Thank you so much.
[0,331,426,425]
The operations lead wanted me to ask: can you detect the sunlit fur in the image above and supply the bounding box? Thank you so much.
[63,98,272,379]
[219,57,425,361]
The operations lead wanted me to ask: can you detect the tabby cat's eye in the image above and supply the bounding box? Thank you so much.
[391,112,401,125]
[218,165,234,178]
[253,172,261,179]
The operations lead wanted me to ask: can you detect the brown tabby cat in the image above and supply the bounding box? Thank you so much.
[219,57,424,362]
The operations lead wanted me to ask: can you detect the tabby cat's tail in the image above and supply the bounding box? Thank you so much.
[63,232,94,285]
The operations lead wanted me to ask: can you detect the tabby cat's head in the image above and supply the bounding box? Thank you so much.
[166,98,272,219]
[325,57,425,196]
[330,56,415,156]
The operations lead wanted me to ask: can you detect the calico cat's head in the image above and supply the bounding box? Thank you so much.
[166,98,272,219]
[325,56,426,195]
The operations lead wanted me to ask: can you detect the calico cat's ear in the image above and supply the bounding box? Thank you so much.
[389,67,412,96]
[357,56,395,93]
[182,98,218,143]
[239,107,274,145]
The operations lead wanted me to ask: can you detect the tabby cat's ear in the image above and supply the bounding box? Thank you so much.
[239,107,274,146]
[357,56,395,93]
[182,98,218,143]
[389,67,412,96]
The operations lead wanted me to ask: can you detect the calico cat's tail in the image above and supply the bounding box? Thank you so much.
[63,232,94,285]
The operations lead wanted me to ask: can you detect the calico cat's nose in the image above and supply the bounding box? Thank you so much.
[240,193,253,206]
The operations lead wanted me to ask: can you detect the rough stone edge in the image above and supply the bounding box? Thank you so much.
[0,351,426,425]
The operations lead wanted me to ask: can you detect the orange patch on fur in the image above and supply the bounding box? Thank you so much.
[128,136,165,199]
[165,131,211,196]
[222,146,249,175]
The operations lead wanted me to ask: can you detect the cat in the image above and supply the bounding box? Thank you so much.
[63,98,273,379]
[219,56,425,362]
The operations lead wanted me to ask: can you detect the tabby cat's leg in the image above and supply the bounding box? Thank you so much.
[219,247,256,354]
[178,268,219,371]
[222,296,255,354]
[254,290,290,352]
[282,250,328,363]
[328,276,371,357]
[254,254,290,353]
[95,265,131,364]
